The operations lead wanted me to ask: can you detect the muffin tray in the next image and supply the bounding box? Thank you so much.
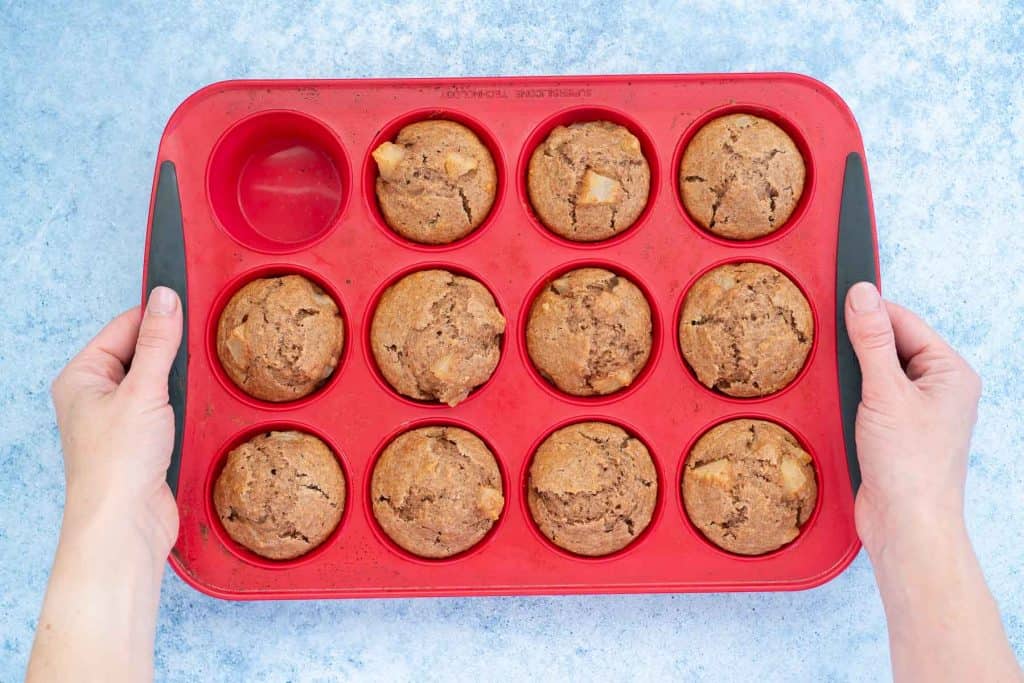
[143,74,878,599]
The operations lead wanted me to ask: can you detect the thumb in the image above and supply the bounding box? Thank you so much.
[122,286,183,403]
[844,282,905,402]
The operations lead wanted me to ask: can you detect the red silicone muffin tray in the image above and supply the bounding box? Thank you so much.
[142,74,879,599]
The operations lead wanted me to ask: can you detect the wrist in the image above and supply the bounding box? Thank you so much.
[866,505,972,598]
[61,485,169,569]
[861,494,965,558]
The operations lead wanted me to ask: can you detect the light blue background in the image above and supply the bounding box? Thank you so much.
[2,1,1022,680]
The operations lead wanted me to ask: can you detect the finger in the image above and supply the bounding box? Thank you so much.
[121,286,183,402]
[886,301,978,388]
[884,301,955,362]
[55,307,144,401]
[81,305,143,362]
[845,282,905,399]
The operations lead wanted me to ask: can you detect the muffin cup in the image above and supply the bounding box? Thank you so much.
[362,418,509,564]
[518,258,662,406]
[362,108,506,251]
[207,110,350,253]
[204,421,351,570]
[676,413,823,561]
[520,415,664,562]
[517,105,661,249]
[205,264,350,411]
[671,103,816,247]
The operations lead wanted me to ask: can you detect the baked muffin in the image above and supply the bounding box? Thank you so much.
[216,275,344,402]
[679,262,812,397]
[683,419,817,555]
[371,426,504,558]
[526,267,652,396]
[680,113,806,240]
[213,430,346,560]
[370,269,505,406]
[372,120,497,244]
[528,422,657,556]
[527,121,650,242]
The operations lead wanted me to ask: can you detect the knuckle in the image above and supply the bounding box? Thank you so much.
[120,372,167,405]
[135,330,171,351]
[860,384,895,410]
[50,373,65,400]
[963,366,983,398]
[856,402,901,433]
[50,370,65,397]
[853,321,894,351]
[945,354,982,395]
[859,374,910,410]
[119,375,142,397]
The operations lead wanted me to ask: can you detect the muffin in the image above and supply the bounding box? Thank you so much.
[216,275,344,402]
[683,419,817,555]
[372,120,497,244]
[527,121,650,242]
[679,262,812,397]
[370,269,505,406]
[680,113,806,240]
[213,430,346,560]
[526,267,652,396]
[528,422,657,556]
[371,426,504,558]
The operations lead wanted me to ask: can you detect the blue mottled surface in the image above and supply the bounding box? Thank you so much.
[1,2,1022,680]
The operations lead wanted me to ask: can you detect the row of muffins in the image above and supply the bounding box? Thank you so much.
[211,267,817,563]
[214,418,817,562]
[216,263,813,407]
[371,113,806,245]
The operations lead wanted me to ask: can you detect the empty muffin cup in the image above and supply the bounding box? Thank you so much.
[208,110,348,252]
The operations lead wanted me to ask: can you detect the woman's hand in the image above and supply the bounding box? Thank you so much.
[27,286,183,683]
[845,282,1020,682]
[844,281,981,557]
[51,286,182,560]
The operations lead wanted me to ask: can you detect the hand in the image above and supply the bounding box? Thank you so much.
[844,281,981,556]
[50,286,183,561]
[28,287,183,682]
[844,283,1022,681]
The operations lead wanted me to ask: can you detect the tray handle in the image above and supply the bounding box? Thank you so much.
[145,161,188,496]
[835,152,878,495]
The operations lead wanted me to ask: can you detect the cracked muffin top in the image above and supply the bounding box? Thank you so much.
[372,120,497,245]
[678,262,812,397]
[216,275,345,402]
[528,421,657,557]
[683,419,817,555]
[679,113,805,240]
[527,121,651,242]
[526,267,652,397]
[371,426,504,559]
[213,430,346,561]
[370,269,506,407]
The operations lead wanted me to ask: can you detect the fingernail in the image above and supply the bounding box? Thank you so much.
[148,286,178,316]
[849,282,880,313]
